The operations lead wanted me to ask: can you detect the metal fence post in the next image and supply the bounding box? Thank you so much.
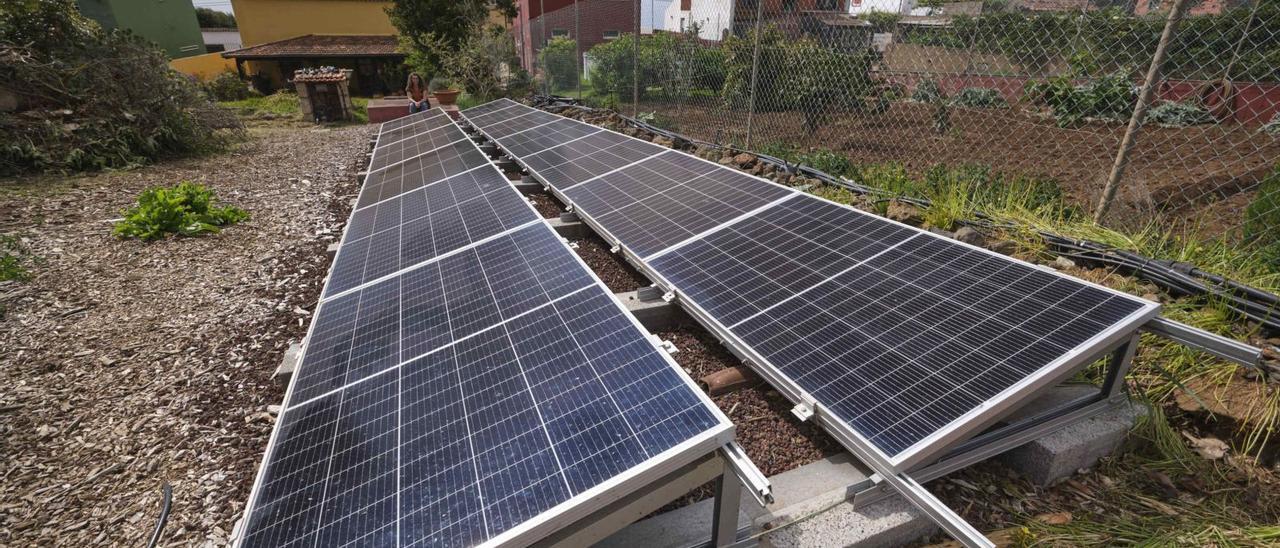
[1093,0,1190,224]
[744,0,765,149]
[575,0,581,100]
[633,0,641,117]
[540,0,548,96]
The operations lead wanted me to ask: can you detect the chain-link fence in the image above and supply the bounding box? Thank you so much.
[523,0,1279,267]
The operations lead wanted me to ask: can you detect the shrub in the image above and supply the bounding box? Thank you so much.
[1263,113,1280,136]
[912,79,943,103]
[445,26,522,101]
[204,72,259,101]
[114,182,249,241]
[0,0,238,176]
[951,87,1006,109]
[539,37,579,91]
[1146,101,1212,127]
[1025,71,1134,126]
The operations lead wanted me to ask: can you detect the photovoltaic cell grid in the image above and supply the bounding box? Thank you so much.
[356,141,490,209]
[324,167,540,299]
[380,109,440,132]
[377,111,454,149]
[462,100,1157,465]
[368,121,467,173]
[239,112,731,548]
[563,151,796,258]
[521,131,667,191]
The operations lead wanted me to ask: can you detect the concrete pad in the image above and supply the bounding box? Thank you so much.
[547,217,586,239]
[273,342,302,384]
[998,392,1146,486]
[615,290,682,331]
[596,495,752,548]
[758,494,936,548]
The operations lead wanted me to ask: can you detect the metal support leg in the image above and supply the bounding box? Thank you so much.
[711,471,742,547]
[1101,334,1140,402]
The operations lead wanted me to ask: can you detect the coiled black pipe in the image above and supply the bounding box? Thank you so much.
[531,94,1280,332]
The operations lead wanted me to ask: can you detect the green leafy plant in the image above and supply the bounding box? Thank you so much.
[1263,113,1280,136]
[0,235,32,282]
[1025,71,1135,127]
[204,72,259,102]
[1146,101,1212,127]
[539,36,579,92]
[113,182,248,241]
[912,79,943,103]
[951,87,1006,109]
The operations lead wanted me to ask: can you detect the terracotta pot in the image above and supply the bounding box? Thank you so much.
[431,89,461,106]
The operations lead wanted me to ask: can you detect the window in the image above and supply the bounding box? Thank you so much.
[551,28,569,38]
[603,30,620,40]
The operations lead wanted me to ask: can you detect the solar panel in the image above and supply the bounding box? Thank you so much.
[562,151,796,258]
[375,111,457,152]
[325,167,541,299]
[239,113,735,548]
[356,142,491,209]
[520,131,666,191]
[461,100,1160,471]
[380,109,441,132]
[368,123,469,174]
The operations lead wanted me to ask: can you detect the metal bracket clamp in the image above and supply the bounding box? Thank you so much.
[610,244,621,254]
[1143,316,1262,367]
[790,403,815,422]
[721,441,773,507]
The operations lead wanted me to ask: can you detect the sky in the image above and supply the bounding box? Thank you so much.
[191,0,234,14]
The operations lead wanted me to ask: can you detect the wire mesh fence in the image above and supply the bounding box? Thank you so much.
[524,0,1280,268]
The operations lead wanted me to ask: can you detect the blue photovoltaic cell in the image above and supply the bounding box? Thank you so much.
[356,142,491,208]
[563,151,795,258]
[520,130,665,191]
[496,118,601,158]
[325,167,538,298]
[368,123,467,173]
[297,223,599,402]
[381,109,442,132]
[476,108,561,140]
[377,110,454,148]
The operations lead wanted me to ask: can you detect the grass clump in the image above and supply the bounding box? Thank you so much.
[113,182,248,241]
[0,235,32,282]
[220,92,369,123]
[951,87,1006,109]
[1244,166,1280,267]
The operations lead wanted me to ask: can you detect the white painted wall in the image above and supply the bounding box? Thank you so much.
[662,0,733,41]
[847,0,934,16]
[202,29,242,51]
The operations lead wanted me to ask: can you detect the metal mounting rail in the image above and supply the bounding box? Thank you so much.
[721,441,773,507]
[1143,316,1262,367]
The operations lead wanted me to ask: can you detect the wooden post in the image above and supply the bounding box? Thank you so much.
[1093,0,1190,224]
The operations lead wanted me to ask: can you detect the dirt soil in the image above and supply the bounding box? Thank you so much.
[641,100,1280,232]
[0,123,372,546]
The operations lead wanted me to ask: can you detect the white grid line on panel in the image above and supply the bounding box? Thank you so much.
[366,136,471,176]
[728,233,924,330]
[287,284,598,411]
[320,218,542,304]
[557,152,662,193]
[643,193,800,262]
[352,163,490,214]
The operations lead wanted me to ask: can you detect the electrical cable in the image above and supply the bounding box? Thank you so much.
[146,483,173,548]
[532,94,1280,333]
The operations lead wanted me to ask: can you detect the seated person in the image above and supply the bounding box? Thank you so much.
[406,73,429,113]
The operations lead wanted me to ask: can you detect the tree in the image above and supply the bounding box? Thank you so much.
[492,0,518,21]
[195,7,236,28]
[387,0,488,75]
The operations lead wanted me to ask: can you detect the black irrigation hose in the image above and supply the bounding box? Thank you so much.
[146,483,173,548]
[531,94,1280,333]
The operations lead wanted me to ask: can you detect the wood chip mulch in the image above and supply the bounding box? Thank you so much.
[0,124,373,547]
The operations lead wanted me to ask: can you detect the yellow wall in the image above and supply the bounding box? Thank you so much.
[231,0,396,46]
[169,52,238,81]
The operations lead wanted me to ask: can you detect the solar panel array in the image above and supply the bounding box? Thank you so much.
[462,100,1160,469]
[238,109,733,548]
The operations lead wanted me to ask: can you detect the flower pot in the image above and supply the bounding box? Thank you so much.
[431,89,461,106]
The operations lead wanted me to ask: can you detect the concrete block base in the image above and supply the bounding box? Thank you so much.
[547,217,586,239]
[998,389,1147,486]
[615,290,681,331]
[273,342,302,384]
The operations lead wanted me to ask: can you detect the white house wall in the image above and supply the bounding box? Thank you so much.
[662,0,733,41]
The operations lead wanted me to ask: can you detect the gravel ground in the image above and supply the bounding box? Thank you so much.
[570,233,651,293]
[0,123,372,546]
[528,192,564,219]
